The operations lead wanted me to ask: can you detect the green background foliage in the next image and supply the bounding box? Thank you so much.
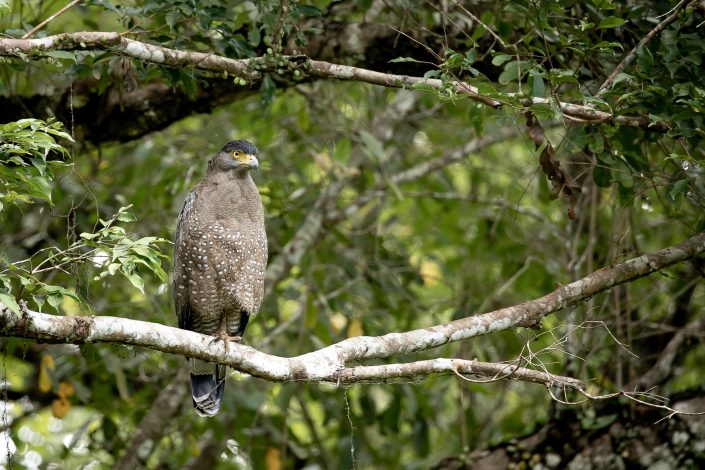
[1,0,704,468]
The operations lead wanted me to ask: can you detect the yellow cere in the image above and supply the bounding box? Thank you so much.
[232,151,253,163]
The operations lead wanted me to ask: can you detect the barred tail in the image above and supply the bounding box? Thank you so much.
[189,359,226,417]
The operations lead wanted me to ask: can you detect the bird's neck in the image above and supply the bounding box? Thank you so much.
[205,166,251,181]
[201,171,262,222]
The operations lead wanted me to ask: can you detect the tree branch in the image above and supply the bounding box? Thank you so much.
[271,0,291,52]
[21,0,82,39]
[339,359,585,390]
[1,231,703,387]
[0,32,668,132]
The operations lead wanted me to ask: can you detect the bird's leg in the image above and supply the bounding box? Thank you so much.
[211,317,232,353]
[210,318,244,353]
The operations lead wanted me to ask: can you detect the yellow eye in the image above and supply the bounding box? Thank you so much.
[232,151,241,158]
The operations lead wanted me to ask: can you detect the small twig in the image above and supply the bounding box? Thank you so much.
[451,0,516,52]
[581,389,705,420]
[344,388,356,470]
[547,378,705,420]
[596,0,694,96]
[22,0,82,39]
[271,0,290,52]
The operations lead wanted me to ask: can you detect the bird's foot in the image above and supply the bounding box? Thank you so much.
[211,331,231,353]
[210,333,243,353]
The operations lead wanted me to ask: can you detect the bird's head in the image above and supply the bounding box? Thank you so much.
[209,140,259,174]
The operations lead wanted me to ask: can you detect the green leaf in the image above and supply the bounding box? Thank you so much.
[389,57,422,64]
[45,51,77,62]
[598,17,626,29]
[294,5,321,16]
[669,178,689,201]
[333,138,351,163]
[410,82,436,93]
[116,211,137,222]
[125,272,145,293]
[492,54,513,66]
[593,163,612,188]
[498,61,531,85]
[0,293,20,313]
[108,263,121,275]
[46,293,63,309]
[32,295,46,312]
[529,69,545,97]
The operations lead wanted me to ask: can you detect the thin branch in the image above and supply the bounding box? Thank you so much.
[1,231,703,386]
[596,0,694,97]
[21,0,82,39]
[271,0,290,52]
[451,0,515,52]
[0,32,668,131]
[324,126,527,224]
[339,359,585,389]
[573,389,705,420]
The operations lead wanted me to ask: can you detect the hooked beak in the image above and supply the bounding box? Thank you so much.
[234,153,259,170]
[244,154,259,170]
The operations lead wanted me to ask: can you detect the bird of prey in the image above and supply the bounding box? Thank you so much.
[173,140,267,417]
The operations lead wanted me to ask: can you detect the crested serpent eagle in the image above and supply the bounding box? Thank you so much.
[173,140,267,417]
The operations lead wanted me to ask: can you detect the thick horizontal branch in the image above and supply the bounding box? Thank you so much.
[1,231,703,386]
[0,21,407,145]
[0,32,256,78]
[0,32,668,131]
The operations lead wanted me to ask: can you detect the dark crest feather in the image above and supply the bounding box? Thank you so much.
[220,140,258,155]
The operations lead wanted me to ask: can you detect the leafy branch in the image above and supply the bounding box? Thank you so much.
[0,118,72,211]
[0,205,170,313]
[79,205,170,293]
[0,32,671,132]
[0,119,169,313]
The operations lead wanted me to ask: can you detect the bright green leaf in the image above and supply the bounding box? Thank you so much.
[0,293,20,313]
[598,17,626,29]
[45,51,77,62]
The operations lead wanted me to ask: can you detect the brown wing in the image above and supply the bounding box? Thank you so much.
[173,190,197,330]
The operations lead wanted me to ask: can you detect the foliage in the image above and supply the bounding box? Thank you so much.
[0,0,704,469]
[0,118,72,212]
[0,129,169,315]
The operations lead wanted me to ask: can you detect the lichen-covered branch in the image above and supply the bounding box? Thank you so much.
[1,231,703,387]
[0,32,669,132]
